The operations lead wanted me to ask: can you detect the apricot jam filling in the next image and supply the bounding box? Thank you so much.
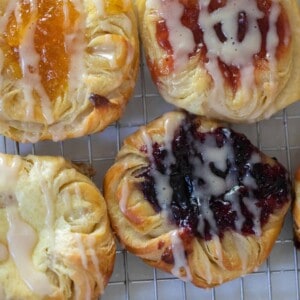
[2,0,81,101]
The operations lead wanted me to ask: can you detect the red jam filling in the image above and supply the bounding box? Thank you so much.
[152,0,291,93]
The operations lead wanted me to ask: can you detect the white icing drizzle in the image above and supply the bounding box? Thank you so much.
[190,128,263,238]
[6,201,54,296]
[141,128,172,213]
[119,177,129,214]
[14,0,22,25]
[74,184,82,201]
[74,233,92,300]
[0,243,8,262]
[248,152,261,165]
[17,0,54,123]
[0,156,21,189]
[87,236,104,294]
[75,233,88,269]
[164,117,179,161]
[191,134,231,236]
[141,116,182,215]
[64,0,87,97]
[170,230,192,281]
[92,35,118,68]
[224,187,245,232]
[146,0,196,70]
[148,0,282,117]
[48,123,68,142]
[31,161,55,243]
[150,163,172,213]
[266,2,280,89]
[61,188,73,213]
[93,0,105,16]
[198,0,264,109]
[141,127,154,162]
[142,116,266,240]
[193,136,228,195]
[156,118,178,210]
[90,33,135,71]
[199,0,264,66]
[242,196,262,236]
[63,0,71,27]
[243,172,258,189]
[39,176,54,231]
[196,196,218,237]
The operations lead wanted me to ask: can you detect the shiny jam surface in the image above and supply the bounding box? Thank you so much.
[2,0,80,101]
[138,115,291,240]
[105,0,129,14]
[153,0,291,92]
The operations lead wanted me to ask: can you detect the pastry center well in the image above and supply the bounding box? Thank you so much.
[138,116,291,240]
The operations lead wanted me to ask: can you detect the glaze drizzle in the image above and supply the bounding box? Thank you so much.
[138,115,291,240]
[147,0,291,94]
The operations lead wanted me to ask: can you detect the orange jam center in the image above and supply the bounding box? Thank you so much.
[105,0,128,14]
[2,0,80,101]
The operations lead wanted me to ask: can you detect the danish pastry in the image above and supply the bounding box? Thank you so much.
[0,154,115,299]
[0,0,139,142]
[104,111,291,287]
[136,0,300,122]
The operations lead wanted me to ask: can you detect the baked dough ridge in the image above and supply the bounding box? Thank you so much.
[0,153,116,299]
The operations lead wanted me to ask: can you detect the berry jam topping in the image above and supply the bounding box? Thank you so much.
[152,0,290,93]
[137,116,291,240]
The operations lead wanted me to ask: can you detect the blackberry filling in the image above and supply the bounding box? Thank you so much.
[138,117,291,240]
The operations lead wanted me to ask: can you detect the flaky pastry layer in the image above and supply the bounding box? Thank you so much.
[0,154,115,299]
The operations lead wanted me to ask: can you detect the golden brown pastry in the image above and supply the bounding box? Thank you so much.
[104,111,291,288]
[0,154,115,299]
[293,169,300,247]
[136,0,300,122]
[0,0,139,142]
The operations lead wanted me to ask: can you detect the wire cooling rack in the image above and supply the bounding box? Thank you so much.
[2,48,300,300]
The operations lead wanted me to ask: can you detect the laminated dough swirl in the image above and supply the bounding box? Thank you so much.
[0,154,115,299]
[136,0,300,122]
[104,111,291,287]
[0,0,139,142]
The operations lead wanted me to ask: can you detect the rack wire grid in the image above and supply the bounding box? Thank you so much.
[2,39,300,300]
